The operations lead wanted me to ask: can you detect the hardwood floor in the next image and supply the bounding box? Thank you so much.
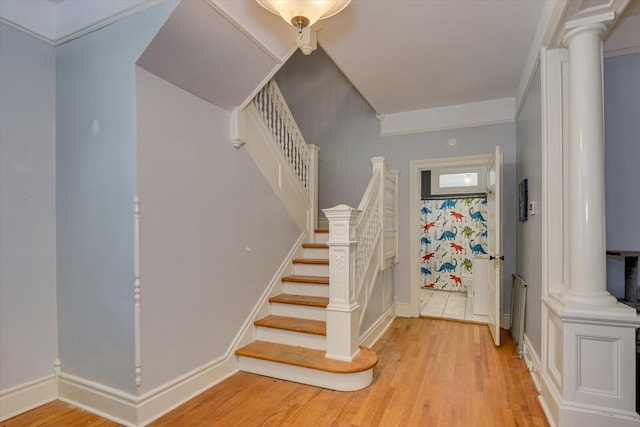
[2,318,548,426]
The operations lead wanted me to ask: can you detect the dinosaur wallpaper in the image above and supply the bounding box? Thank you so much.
[420,197,488,291]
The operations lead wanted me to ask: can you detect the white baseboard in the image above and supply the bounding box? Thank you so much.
[58,353,238,427]
[558,403,640,427]
[137,356,237,425]
[0,374,57,421]
[395,302,412,318]
[360,304,396,348]
[57,233,307,426]
[522,333,542,392]
[501,313,511,330]
[58,373,138,427]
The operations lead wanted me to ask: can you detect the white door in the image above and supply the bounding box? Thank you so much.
[486,146,503,346]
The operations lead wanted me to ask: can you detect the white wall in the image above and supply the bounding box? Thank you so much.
[276,48,518,314]
[515,66,542,356]
[0,24,58,391]
[55,2,177,394]
[135,68,301,393]
[604,52,640,298]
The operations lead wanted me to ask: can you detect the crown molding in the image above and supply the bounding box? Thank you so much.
[0,0,164,46]
[379,97,515,137]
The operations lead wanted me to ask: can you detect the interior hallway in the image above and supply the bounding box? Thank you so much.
[4,318,547,426]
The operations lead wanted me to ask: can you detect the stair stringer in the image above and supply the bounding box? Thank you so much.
[230,232,307,352]
[237,104,311,236]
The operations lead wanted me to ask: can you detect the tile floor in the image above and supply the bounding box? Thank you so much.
[420,288,488,323]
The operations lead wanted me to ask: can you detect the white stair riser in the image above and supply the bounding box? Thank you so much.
[270,303,326,321]
[292,263,329,276]
[256,327,325,351]
[314,233,329,244]
[282,282,329,298]
[303,247,329,258]
[238,357,373,391]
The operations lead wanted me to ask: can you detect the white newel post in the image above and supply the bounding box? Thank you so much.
[308,144,320,242]
[562,22,616,306]
[323,205,361,361]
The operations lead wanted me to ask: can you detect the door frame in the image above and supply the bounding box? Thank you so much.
[409,154,492,317]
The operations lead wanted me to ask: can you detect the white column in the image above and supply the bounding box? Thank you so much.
[322,205,361,362]
[562,23,616,306]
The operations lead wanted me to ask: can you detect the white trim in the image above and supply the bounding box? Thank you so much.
[430,167,485,196]
[136,357,237,426]
[56,233,305,426]
[57,373,138,427]
[133,197,142,387]
[523,333,542,392]
[224,232,306,354]
[394,302,413,318]
[0,17,55,46]
[604,46,640,57]
[0,0,165,47]
[409,154,492,318]
[379,98,515,137]
[359,304,396,348]
[501,313,511,331]
[514,0,559,119]
[0,375,57,421]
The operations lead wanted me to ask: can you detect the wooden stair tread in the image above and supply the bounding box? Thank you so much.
[281,275,329,285]
[292,258,329,265]
[314,229,329,233]
[236,341,377,373]
[302,243,329,249]
[269,294,329,307]
[255,315,326,335]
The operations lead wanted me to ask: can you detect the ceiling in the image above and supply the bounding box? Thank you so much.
[316,0,545,115]
[4,0,640,130]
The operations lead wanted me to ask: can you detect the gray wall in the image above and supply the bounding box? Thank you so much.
[515,66,542,356]
[604,52,640,298]
[0,24,58,390]
[276,48,518,315]
[135,68,300,393]
[55,2,176,393]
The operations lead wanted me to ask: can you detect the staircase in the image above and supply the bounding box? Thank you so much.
[235,229,378,391]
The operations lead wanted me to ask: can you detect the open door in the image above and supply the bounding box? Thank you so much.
[486,146,503,346]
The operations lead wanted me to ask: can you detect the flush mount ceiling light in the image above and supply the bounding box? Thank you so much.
[256,0,351,54]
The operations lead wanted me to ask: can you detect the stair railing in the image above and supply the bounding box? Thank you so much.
[323,157,398,362]
[235,79,319,239]
[253,80,319,237]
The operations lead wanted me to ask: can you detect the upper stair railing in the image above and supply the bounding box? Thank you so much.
[323,158,398,362]
[234,79,319,239]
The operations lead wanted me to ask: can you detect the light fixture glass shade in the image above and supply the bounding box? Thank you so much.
[256,0,351,28]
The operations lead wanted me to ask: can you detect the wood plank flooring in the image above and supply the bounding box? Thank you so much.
[2,318,548,427]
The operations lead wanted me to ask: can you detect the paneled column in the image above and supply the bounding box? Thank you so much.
[562,22,616,306]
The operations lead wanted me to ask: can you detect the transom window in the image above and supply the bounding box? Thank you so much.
[429,167,486,196]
